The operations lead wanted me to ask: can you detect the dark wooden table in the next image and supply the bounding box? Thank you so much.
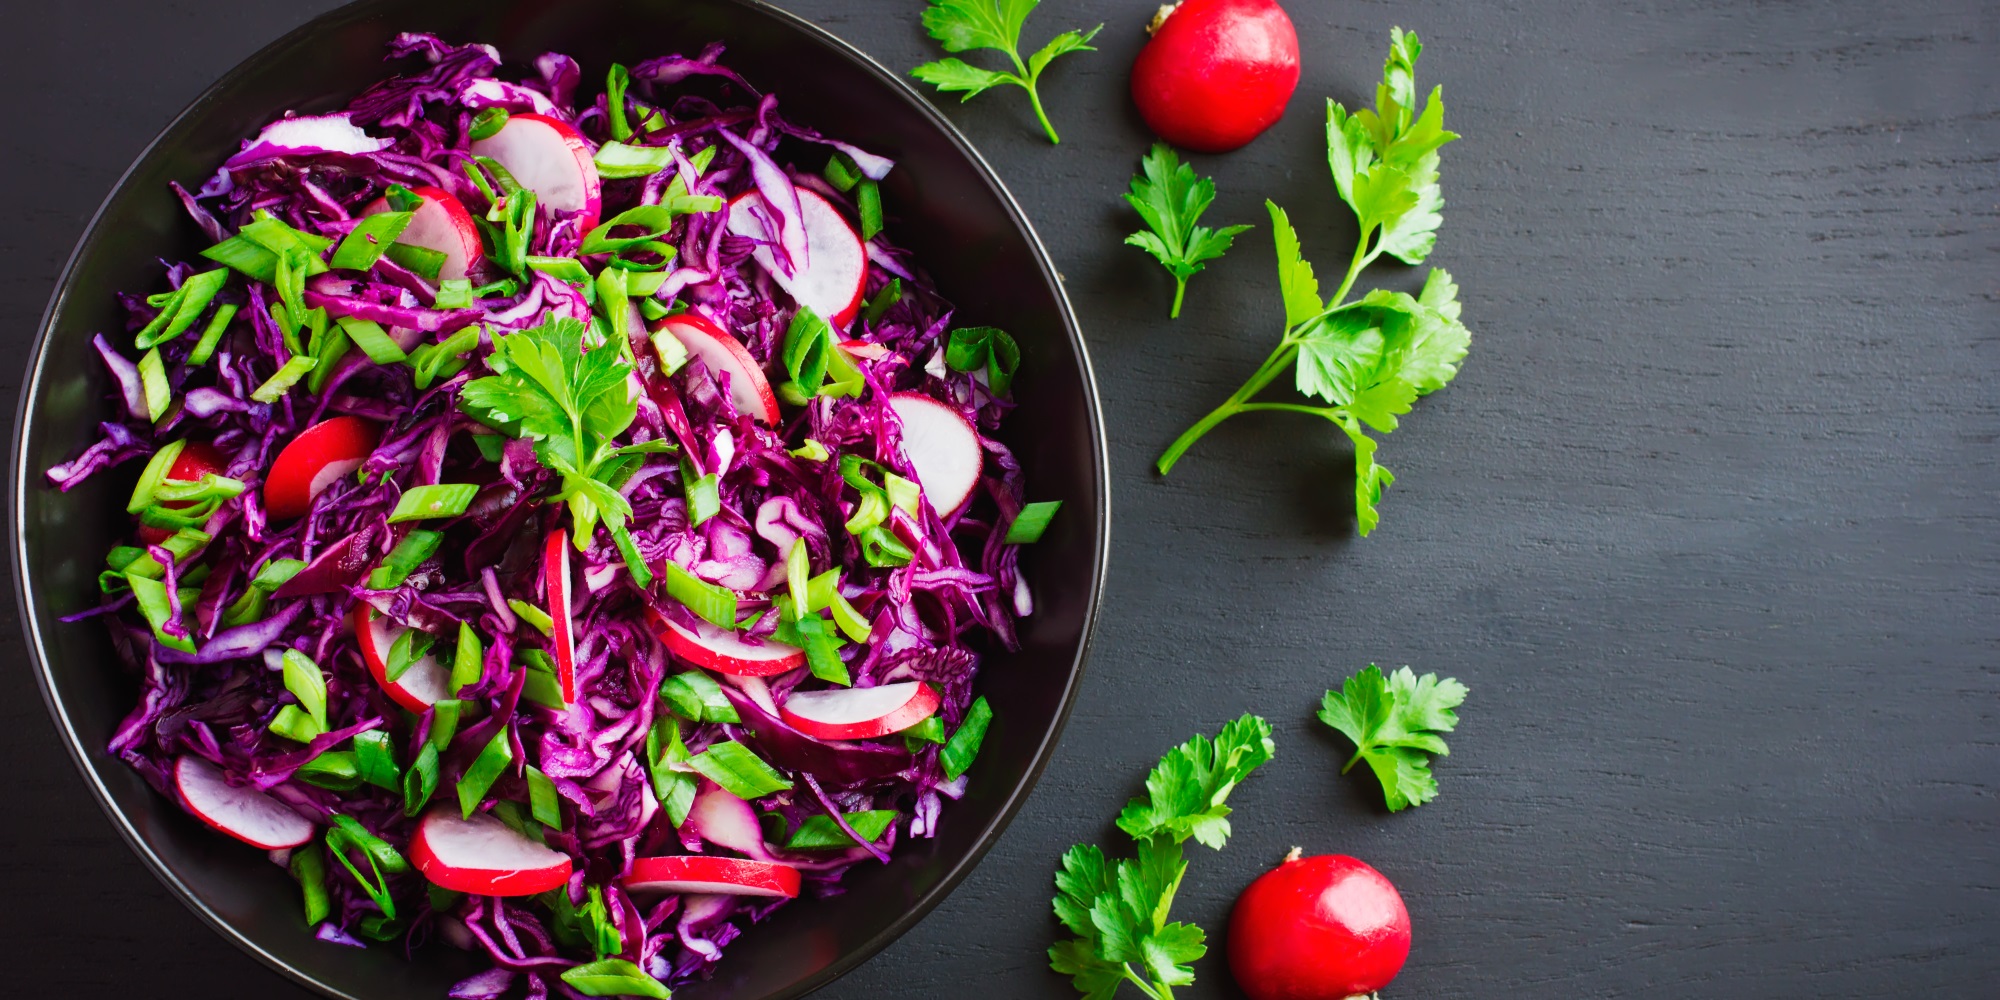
[3,0,1994,996]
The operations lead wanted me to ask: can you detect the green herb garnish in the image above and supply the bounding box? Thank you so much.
[1124,143,1251,319]
[911,0,1102,145]
[1317,664,1467,811]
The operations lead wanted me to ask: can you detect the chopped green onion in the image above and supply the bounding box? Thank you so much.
[658,671,740,724]
[468,106,509,141]
[295,751,362,791]
[427,699,462,751]
[903,716,948,746]
[884,473,922,516]
[687,740,792,800]
[188,301,239,366]
[941,695,993,780]
[125,573,193,653]
[789,438,830,462]
[334,316,408,364]
[785,539,811,618]
[127,440,187,513]
[643,716,698,825]
[662,561,737,628]
[354,730,399,789]
[408,324,481,390]
[857,179,883,242]
[594,141,675,179]
[622,269,668,297]
[250,355,316,403]
[772,613,848,686]
[519,658,567,710]
[217,588,267,628]
[862,278,903,325]
[326,815,406,921]
[684,466,720,527]
[509,599,554,637]
[384,241,446,279]
[388,483,477,523]
[136,269,230,350]
[137,348,170,422]
[785,809,898,850]
[402,741,440,816]
[428,884,464,915]
[649,328,689,374]
[822,152,861,192]
[268,704,321,743]
[366,529,443,589]
[385,627,436,682]
[858,525,914,568]
[451,622,484,693]
[150,474,245,506]
[639,296,672,322]
[291,843,331,925]
[944,325,1022,396]
[306,319,350,396]
[383,185,423,212]
[470,432,507,463]
[828,591,872,644]
[605,64,633,140]
[561,959,671,1000]
[331,211,414,271]
[526,255,592,285]
[1005,500,1064,544]
[201,235,280,284]
[457,727,514,818]
[434,278,475,310]
[252,558,306,591]
[526,765,561,828]
[281,649,328,732]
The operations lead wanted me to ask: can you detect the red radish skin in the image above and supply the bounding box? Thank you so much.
[1228,851,1411,1000]
[779,681,940,741]
[139,441,227,545]
[647,608,805,677]
[887,393,983,515]
[624,856,800,898]
[725,188,867,327]
[364,186,483,280]
[543,528,576,703]
[174,755,314,850]
[684,784,778,861]
[411,809,572,896]
[1132,0,1302,153]
[264,416,381,520]
[352,604,452,712]
[468,113,602,231]
[649,313,781,425]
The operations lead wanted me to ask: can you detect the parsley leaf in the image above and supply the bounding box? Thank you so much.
[1156,29,1470,538]
[1124,143,1252,319]
[458,317,656,581]
[1318,664,1468,811]
[1050,715,1272,999]
[911,0,1103,144]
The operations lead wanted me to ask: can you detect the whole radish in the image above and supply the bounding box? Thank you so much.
[1228,849,1411,1000]
[1131,0,1301,153]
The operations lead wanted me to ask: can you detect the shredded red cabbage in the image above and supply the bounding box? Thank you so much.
[49,34,1040,995]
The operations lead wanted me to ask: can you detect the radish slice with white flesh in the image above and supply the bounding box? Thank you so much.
[411,809,573,896]
[352,604,451,713]
[264,416,380,520]
[684,784,775,860]
[725,188,866,327]
[364,186,483,280]
[647,609,804,677]
[175,755,314,850]
[887,393,983,515]
[544,529,576,704]
[649,313,780,425]
[624,856,800,898]
[468,112,602,231]
[779,681,941,741]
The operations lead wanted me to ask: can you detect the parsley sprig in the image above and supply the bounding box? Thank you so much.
[1124,144,1251,319]
[458,318,675,582]
[1155,29,1471,536]
[911,0,1103,145]
[1319,664,1468,811]
[1051,715,1274,999]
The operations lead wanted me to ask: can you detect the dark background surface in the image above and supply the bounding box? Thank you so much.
[2,0,1994,997]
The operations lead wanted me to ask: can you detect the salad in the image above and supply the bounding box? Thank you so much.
[45,34,1056,999]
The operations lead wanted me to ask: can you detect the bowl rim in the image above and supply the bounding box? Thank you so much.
[6,1,1111,997]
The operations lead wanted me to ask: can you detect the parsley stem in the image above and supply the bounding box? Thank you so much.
[1011,54,1061,145]
[1122,967,1168,1000]
[1170,277,1187,319]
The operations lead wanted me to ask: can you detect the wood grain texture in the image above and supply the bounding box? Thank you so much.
[2,0,1995,997]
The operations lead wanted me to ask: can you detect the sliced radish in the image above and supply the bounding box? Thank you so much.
[647,609,803,677]
[175,755,314,850]
[779,681,941,741]
[887,393,983,515]
[139,440,227,545]
[543,529,576,704]
[411,809,573,896]
[264,416,380,520]
[624,856,799,898]
[648,313,779,425]
[683,785,775,860]
[352,604,452,713]
[726,188,866,327]
[839,339,889,361]
[468,113,601,231]
[364,186,483,280]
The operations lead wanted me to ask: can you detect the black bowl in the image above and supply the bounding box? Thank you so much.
[7,1,1108,997]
